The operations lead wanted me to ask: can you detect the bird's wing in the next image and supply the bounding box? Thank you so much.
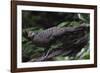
[52,27,75,37]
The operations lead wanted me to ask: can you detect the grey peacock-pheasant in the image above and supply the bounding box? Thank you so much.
[27,24,89,61]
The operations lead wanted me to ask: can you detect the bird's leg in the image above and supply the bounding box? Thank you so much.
[44,48,51,58]
[43,37,55,59]
[41,47,52,60]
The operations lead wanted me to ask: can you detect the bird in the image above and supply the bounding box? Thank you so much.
[28,27,76,47]
[27,24,89,61]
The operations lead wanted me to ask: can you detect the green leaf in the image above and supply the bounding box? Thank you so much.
[57,21,69,27]
[22,36,28,42]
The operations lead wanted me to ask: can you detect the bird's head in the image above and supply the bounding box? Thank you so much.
[28,31,36,38]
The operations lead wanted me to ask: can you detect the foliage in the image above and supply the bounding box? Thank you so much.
[22,10,90,62]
